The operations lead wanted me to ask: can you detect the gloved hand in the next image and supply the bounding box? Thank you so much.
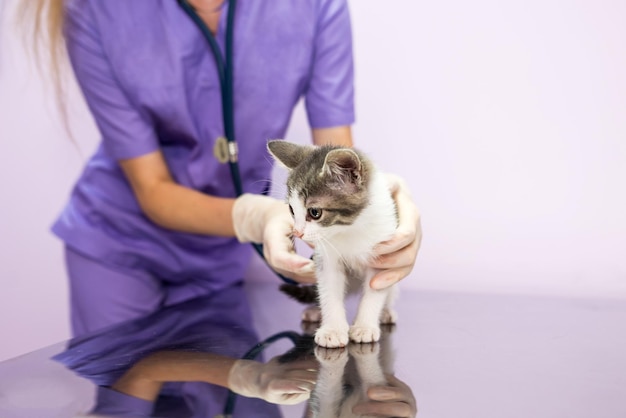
[369,173,423,290]
[227,357,318,405]
[232,193,315,283]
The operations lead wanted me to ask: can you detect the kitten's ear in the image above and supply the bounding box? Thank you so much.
[267,140,314,170]
[322,148,363,185]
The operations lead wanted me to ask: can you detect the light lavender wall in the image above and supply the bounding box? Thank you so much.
[349,0,626,298]
[0,0,99,362]
[1,0,625,361]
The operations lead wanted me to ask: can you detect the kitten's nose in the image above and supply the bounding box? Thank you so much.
[293,229,304,239]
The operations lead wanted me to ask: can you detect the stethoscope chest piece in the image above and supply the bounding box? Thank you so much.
[214,136,239,164]
[180,0,296,286]
[213,136,230,163]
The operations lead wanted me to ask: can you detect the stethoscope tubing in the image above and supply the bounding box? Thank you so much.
[177,0,243,196]
[177,0,298,285]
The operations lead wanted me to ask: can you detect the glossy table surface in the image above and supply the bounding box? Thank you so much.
[1,282,625,418]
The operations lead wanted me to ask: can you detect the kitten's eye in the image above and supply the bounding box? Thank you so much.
[288,205,294,216]
[308,208,323,220]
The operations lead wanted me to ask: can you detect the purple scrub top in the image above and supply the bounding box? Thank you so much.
[52,0,354,287]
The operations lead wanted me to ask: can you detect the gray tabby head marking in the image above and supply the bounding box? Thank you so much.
[267,140,372,239]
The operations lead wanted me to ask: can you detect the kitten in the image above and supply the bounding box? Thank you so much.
[267,140,399,348]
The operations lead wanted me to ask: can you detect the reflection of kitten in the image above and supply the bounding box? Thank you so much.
[268,141,398,348]
[308,329,396,418]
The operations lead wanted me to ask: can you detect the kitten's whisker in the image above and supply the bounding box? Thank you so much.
[250,178,287,195]
[318,236,348,266]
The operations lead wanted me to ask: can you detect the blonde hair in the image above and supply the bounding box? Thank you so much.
[19,0,73,140]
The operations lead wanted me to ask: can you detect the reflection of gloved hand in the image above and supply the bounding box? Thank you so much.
[228,357,318,405]
[352,374,418,417]
[369,173,423,290]
[232,194,315,283]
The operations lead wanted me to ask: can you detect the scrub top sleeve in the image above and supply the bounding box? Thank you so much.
[64,4,159,161]
[305,0,356,129]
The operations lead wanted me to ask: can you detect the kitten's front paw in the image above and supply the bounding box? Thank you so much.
[349,325,381,344]
[315,326,349,348]
[380,308,398,324]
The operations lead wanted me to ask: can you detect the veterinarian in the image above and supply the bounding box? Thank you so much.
[28,0,422,337]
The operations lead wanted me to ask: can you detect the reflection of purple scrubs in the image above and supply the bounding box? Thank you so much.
[53,0,354,331]
[54,285,285,417]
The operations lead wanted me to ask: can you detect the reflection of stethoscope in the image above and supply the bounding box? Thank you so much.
[178,0,298,286]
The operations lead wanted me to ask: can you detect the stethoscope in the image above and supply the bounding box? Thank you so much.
[175,4,313,415]
[172,7,306,416]
[177,0,298,286]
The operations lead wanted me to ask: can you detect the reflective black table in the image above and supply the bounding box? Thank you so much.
[1,282,625,417]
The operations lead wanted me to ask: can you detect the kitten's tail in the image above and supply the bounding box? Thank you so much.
[279,284,318,304]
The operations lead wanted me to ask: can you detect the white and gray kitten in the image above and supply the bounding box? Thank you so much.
[268,140,398,348]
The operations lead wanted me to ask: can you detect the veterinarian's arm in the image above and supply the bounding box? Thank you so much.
[120,151,237,236]
[312,125,353,147]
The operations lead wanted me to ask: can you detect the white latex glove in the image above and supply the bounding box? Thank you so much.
[227,357,318,405]
[232,193,316,283]
[369,174,423,290]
